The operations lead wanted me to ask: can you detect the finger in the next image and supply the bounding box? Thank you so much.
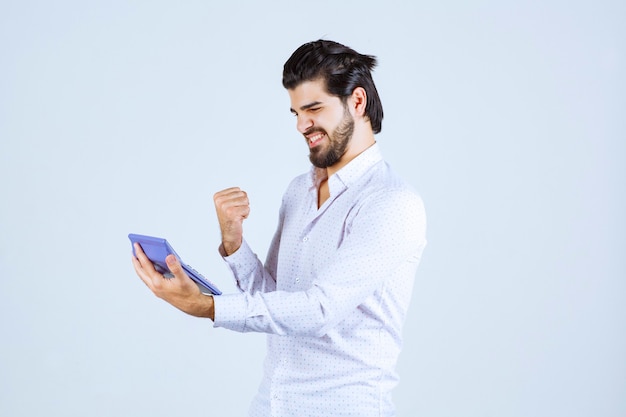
[213,187,242,199]
[213,187,238,206]
[165,254,185,279]
[132,242,164,289]
[241,203,250,218]
[132,253,155,290]
[132,243,157,273]
[214,188,248,207]
[164,254,200,294]
[215,195,250,221]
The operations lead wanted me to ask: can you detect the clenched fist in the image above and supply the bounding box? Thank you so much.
[213,187,250,256]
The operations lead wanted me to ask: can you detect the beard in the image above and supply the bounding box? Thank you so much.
[307,106,355,169]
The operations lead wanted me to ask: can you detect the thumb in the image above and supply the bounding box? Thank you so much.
[165,254,184,277]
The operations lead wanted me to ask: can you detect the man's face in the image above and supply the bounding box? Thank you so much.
[288,79,354,169]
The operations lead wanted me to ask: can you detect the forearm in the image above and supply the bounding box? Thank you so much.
[180,293,215,320]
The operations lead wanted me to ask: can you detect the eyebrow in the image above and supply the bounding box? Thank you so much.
[290,101,323,114]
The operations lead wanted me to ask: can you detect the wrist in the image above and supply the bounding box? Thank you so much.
[222,240,241,256]
[198,294,215,321]
[207,295,215,321]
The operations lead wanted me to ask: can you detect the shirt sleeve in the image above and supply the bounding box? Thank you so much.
[213,187,426,336]
[216,198,284,295]
[218,239,277,294]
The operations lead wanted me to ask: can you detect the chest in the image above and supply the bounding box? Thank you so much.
[318,179,330,208]
[276,188,360,291]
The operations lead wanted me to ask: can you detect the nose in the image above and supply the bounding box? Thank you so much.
[296,114,313,134]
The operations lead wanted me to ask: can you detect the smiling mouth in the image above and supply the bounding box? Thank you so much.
[307,132,326,148]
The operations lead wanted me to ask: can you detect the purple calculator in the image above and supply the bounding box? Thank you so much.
[129,233,221,295]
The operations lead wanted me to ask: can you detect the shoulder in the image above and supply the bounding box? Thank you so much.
[344,164,427,248]
[284,171,311,193]
[278,170,313,207]
[364,161,424,209]
[349,161,426,228]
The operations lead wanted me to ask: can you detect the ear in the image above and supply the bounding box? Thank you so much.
[350,87,367,117]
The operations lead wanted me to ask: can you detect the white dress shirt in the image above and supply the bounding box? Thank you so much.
[213,143,427,417]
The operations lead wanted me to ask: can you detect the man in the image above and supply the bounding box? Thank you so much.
[132,39,427,417]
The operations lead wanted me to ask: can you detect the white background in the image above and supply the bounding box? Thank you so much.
[1,1,624,416]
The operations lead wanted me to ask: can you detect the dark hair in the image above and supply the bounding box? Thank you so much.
[282,40,384,134]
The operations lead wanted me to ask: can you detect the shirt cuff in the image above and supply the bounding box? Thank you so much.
[220,239,259,279]
[212,292,247,332]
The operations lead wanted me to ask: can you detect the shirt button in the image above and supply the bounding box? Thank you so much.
[303,236,309,242]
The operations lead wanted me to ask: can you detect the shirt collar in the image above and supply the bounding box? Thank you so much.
[334,142,382,188]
